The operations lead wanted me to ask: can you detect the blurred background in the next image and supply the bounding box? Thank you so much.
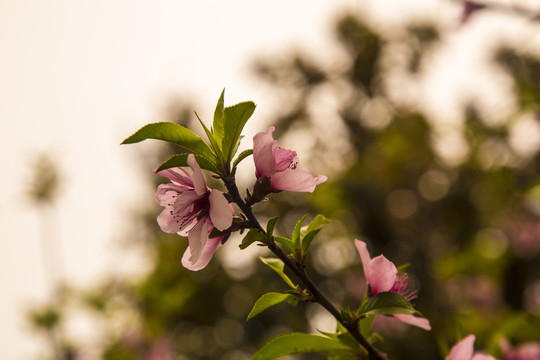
[2,0,540,359]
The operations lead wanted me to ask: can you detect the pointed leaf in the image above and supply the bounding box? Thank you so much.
[260,257,296,289]
[156,153,220,174]
[222,101,256,163]
[300,229,321,257]
[305,214,330,234]
[213,89,225,142]
[359,292,417,317]
[247,292,296,320]
[195,112,224,161]
[292,214,308,247]
[266,217,278,237]
[359,315,375,339]
[252,333,355,360]
[273,236,297,255]
[232,149,253,171]
[122,122,215,160]
[240,228,266,250]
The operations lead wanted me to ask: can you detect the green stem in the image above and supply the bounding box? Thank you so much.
[223,177,387,360]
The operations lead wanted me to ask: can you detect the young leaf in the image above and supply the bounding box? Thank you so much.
[155,153,220,174]
[359,292,417,317]
[251,333,355,360]
[247,292,296,320]
[292,214,308,247]
[121,122,215,160]
[221,101,256,163]
[273,236,297,255]
[300,228,321,257]
[195,112,224,161]
[239,228,266,250]
[359,315,375,339]
[213,89,225,142]
[259,257,296,289]
[266,217,278,237]
[232,149,253,171]
[305,214,330,234]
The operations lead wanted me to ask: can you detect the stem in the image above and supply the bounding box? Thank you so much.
[223,177,386,360]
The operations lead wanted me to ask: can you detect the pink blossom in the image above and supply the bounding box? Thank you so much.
[446,335,496,360]
[253,126,327,192]
[355,239,431,330]
[500,338,540,360]
[155,154,233,270]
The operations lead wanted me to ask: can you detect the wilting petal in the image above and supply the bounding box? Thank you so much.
[446,335,475,360]
[187,154,207,196]
[270,168,327,192]
[182,235,222,271]
[187,218,208,263]
[368,255,397,294]
[393,314,431,331]
[208,190,233,231]
[253,126,278,178]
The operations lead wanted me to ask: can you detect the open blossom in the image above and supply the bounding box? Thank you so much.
[155,154,233,270]
[355,239,431,330]
[253,126,327,192]
[500,338,540,360]
[446,335,496,360]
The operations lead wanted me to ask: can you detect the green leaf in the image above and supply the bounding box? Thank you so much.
[305,214,330,234]
[300,229,321,257]
[273,236,297,255]
[252,333,355,360]
[292,214,308,247]
[195,112,224,161]
[213,89,226,142]
[260,257,296,289]
[121,122,215,160]
[222,101,256,163]
[247,292,296,320]
[239,229,266,250]
[266,217,278,237]
[359,315,375,339]
[359,292,417,317]
[155,153,220,174]
[232,149,253,171]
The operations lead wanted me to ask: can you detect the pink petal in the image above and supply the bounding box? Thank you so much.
[182,235,222,271]
[156,167,194,188]
[355,239,373,285]
[270,169,327,192]
[471,354,496,360]
[392,314,431,331]
[187,218,208,263]
[446,335,475,360]
[273,148,297,172]
[253,126,278,178]
[208,190,233,231]
[157,207,182,233]
[187,154,207,196]
[368,255,397,294]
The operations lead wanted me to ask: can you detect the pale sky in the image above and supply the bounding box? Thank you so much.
[1,1,539,359]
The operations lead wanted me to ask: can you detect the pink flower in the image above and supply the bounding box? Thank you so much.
[446,335,496,360]
[355,239,431,330]
[155,154,233,270]
[500,338,540,360]
[253,126,327,192]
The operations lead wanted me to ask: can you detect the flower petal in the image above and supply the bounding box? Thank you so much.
[253,126,278,178]
[157,207,182,233]
[156,167,194,188]
[446,334,475,360]
[182,234,222,271]
[392,314,431,331]
[187,154,207,196]
[368,255,397,294]
[270,169,327,192]
[471,354,496,360]
[187,218,208,263]
[355,239,373,285]
[209,190,233,231]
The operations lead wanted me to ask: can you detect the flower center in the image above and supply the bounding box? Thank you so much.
[390,273,417,302]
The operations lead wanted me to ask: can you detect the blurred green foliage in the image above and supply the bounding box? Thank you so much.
[28,7,540,360]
